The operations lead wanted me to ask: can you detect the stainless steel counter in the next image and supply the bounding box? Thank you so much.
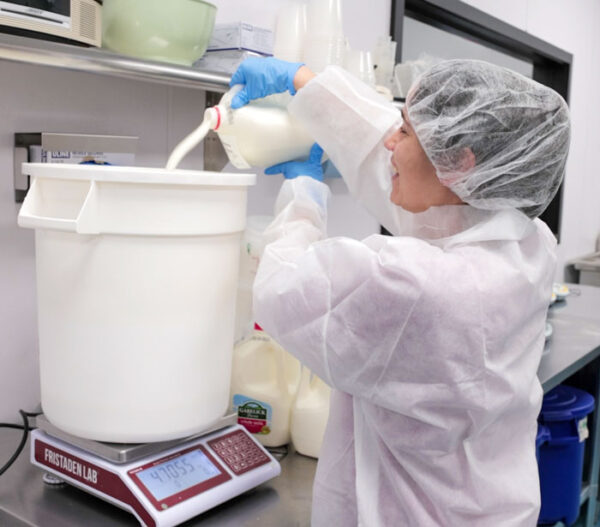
[538,284,600,392]
[3,284,600,526]
[0,430,316,526]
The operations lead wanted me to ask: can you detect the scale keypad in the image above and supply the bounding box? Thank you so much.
[208,429,270,476]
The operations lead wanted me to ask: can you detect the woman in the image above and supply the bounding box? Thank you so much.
[230,57,570,526]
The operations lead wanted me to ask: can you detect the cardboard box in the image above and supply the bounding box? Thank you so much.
[14,133,138,202]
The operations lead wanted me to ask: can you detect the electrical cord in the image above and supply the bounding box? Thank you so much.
[0,423,27,430]
[0,410,41,477]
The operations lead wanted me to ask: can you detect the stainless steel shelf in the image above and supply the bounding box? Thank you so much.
[0,33,231,92]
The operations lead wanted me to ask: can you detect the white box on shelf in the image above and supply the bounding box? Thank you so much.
[207,23,273,55]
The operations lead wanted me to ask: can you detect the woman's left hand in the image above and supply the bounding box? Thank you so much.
[265,144,325,181]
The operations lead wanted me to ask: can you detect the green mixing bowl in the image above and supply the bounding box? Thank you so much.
[102,0,217,66]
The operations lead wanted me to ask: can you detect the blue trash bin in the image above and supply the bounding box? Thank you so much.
[537,385,595,526]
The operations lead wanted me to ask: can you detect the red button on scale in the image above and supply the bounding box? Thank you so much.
[208,430,270,476]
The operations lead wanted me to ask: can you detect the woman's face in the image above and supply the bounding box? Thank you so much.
[384,107,463,212]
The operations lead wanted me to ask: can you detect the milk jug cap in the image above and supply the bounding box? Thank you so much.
[203,106,223,131]
[254,323,263,331]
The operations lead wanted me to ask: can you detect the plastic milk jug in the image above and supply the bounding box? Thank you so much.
[230,324,301,447]
[234,215,273,343]
[290,366,331,458]
[166,86,316,171]
[205,87,315,169]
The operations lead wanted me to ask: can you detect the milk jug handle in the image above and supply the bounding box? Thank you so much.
[219,84,244,109]
[312,374,330,396]
[276,344,290,393]
[298,365,312,392]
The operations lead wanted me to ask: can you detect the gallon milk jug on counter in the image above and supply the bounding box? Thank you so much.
[230,324,301,447]
[166,85,315,170]
[234,215,273,343]
[291,366,331,458]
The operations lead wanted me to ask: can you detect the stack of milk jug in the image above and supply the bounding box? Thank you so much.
[230,216,331,457]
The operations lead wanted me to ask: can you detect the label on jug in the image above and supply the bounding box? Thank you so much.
[578,417,589,442]
[233,395,272,435]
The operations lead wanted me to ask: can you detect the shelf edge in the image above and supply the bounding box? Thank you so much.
[0,33,231,92]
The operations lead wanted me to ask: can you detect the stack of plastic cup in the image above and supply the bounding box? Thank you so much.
[344,49,376,86]
[373,35,397,92]
[303,0,346,72]
[393,55,439,99]
[273,1,307,62]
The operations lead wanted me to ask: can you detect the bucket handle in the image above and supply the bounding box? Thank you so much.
[18,178,99,234]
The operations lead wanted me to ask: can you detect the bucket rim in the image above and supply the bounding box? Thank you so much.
[22,163,256,187]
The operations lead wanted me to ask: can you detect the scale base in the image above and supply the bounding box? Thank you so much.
[34,413,239,464]
[30,420,281,527]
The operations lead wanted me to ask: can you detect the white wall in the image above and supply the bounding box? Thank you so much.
[0,1,390,422]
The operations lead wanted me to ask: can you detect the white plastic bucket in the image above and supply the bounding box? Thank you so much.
[18,163,256,443]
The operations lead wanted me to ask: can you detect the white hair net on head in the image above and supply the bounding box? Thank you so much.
[406,59,571,218]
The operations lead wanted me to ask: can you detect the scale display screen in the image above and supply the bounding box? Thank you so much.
[135,449,221,501]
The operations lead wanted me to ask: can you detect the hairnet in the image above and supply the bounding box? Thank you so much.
[406,59,571,218]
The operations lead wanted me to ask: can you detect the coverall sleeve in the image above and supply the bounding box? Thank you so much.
[287,65,405,235]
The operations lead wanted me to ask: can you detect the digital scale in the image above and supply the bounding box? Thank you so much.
[30,414,281,527]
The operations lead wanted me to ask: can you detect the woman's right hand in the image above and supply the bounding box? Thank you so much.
[229,57,305,109]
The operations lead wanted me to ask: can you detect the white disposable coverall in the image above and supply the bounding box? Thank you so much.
[253,66,556,526]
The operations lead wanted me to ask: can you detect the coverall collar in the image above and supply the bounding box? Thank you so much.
[397,205,535,248]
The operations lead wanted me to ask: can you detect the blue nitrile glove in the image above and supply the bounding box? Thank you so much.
[230,57,304,109]
[264,144,324,182]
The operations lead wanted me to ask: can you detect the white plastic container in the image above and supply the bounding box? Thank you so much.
[230,324,301,447]
[18,163,255,443]
[306,0,344,37]
[344,49,376,86]
[291,366,331,458]
[273,1,307,62]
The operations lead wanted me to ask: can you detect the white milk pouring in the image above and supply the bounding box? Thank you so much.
[167,87,314,170]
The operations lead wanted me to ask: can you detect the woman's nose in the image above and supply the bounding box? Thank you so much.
[384,129,401,151]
